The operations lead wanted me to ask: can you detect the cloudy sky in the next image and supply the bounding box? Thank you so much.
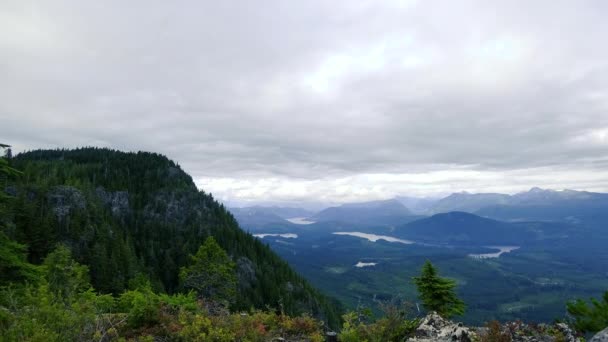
[2,0,608,206]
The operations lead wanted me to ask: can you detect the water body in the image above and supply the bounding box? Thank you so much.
[286,217,316,225]
[469,246,520,259]
[355,261,377,268]
[253,233,298,239]
[333,232,414,244]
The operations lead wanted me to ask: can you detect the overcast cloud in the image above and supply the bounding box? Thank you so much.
[2,0,608,204]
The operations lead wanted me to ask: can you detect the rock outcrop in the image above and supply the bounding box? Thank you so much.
[406,312,582,342]
[500,321,580,342]
[408,312,476,342]
[96,186,130,219]
[591,327,608,342]
[47,185,86,220]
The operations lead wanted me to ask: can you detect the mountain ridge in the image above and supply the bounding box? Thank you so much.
[311,198,415,225]
[7,147,342,326]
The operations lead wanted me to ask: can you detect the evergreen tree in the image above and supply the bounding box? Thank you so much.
[42,245,91,302]
[0,151,38,285]
[0,231,40,286]
[567,291,608,333]
[412,260,465,318]
[180,236,237,305]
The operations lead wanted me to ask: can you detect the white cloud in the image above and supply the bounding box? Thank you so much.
[2,0,608,203]
[197,166,608,205]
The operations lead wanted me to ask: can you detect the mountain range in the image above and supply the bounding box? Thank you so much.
[230,187,608,233]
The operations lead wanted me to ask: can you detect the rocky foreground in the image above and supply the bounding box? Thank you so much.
[400,312,608,342]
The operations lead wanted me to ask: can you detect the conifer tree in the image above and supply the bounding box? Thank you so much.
[412,260,465,318]
[567,291,608,333]
[43,245,91,302]
[180,236,237,305]
[0,150,38,285]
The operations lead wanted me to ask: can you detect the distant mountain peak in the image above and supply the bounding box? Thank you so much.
[311,198,413,224]
[523,187,559,194]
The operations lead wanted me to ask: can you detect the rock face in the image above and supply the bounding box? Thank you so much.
[47,186,86,220]
[96,187,130,219]
[591,327,608,342]
[408,312,476,342]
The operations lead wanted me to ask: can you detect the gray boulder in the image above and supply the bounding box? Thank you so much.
[408,312,476,342]
[591,327,608,342]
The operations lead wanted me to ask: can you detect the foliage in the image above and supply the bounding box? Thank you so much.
[0,242,327,341]
[0,152,39,286]
[179,310,325,342]
[0,232,40,286]
[339,302,419,342]
[412,260,465,318]
[0,246,116,342]
[4,147,342,326]
[42,245,91,302]
[567,291,608,333]
[180,236,237,305]
[178,313,236,341]
[118,283,161,328]
[480,320,511,342]
[158,291,198,312]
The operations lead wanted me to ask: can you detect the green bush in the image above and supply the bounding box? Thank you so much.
[118,286,160,328]
[178,312,237,342]
[338,304,419,342]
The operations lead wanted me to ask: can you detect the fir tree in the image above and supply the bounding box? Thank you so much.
[180,236,237,305]
[412,260,465,318]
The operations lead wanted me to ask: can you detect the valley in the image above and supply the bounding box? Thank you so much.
[234,191,608,326]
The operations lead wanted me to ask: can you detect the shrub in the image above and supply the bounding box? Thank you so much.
[481,320,510,342]
[118,286,160,328]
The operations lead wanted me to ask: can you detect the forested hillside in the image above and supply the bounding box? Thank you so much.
[1,148,341,326]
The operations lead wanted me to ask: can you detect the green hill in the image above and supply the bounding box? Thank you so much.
[4,147,341,327]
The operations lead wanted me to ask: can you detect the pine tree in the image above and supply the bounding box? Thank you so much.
[0,151,38,285]
[43,245,91,302]
[0,231,40,285]
[412,260,465,318]
[179,236,237,305]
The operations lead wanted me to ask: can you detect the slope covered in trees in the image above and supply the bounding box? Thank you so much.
[2,147,341,326]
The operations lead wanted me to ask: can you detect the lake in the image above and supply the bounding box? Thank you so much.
[333,232,414,244]
[468,246,520,259]
[286,217,316,225]
[253,233,298,239]
[355,261,377,268]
